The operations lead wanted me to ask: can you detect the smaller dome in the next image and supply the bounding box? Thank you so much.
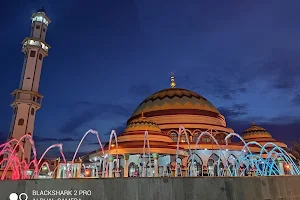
[242,122,272,140]
[124,114,161,133]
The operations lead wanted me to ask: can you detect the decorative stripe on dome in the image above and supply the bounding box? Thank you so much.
[125,119,161,132]
[140,88,210,104]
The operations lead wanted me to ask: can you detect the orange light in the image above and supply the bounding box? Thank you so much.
[285,164,290,169]
[84,170,90,176]
[111,144,115,147]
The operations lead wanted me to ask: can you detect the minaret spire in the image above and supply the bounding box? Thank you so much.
[170,72,176,88]
[7,9,51,163]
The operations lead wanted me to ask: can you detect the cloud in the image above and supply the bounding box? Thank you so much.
[292,94,300,106]
[34,136,79,143]
[261,49,300,91]
[218,103,249,118]
[205,77,248,100]
[85,124,126,146]
[175,69,249,101]
[58,102,132,134]
[175,48,300,101]
[226,116,300,146]
[104,123,126,136]
[38,150,92,160]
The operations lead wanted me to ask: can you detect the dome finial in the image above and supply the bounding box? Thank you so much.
[140,112,146,118]
[170,72,176,88]
[252,121,255,126]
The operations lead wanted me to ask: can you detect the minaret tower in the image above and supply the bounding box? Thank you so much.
[8,8,51,163]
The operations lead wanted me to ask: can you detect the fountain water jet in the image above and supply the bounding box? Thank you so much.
[175,126,193,177]
[192,131,229,177]
[1,134,39,180]
[142,130,152,177]
[107,130,119,178]
[71,129,105,178]
[32,144,67,179]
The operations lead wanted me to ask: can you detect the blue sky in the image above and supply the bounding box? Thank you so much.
[0,0,300,158]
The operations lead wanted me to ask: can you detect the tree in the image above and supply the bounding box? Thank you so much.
[291,139,300,163]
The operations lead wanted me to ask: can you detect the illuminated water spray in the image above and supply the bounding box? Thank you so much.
[0,126,299,180]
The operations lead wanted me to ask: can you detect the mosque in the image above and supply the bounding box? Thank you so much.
[2,8,290,179]
[79,75,288,178]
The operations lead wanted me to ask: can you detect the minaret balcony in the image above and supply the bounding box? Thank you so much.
[31,11,51,26]
[22,37,50,54]
[10,90,43,109]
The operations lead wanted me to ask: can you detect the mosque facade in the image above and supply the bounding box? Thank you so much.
[80,75,288,178]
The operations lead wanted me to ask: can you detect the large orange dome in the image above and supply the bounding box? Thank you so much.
[131,88,220,117]
[128,87,232,134]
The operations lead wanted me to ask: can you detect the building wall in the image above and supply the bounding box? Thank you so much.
[1,176,300,200]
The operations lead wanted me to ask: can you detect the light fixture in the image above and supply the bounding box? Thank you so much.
[84,169,91,177]
[285,164,290,169]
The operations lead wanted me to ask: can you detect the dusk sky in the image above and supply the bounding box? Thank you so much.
[0,0,300,159]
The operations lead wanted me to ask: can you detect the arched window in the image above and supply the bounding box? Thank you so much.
[180,131,190,142]
[31,108,35,115]
[18,118,24,126]
[202,136,211,143]
[179,129,191,142]
[215,133,226,144]
[193,132,200,143]
[170,132,178,142]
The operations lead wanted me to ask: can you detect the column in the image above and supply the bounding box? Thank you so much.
[277,158,285,175]
[109,156,114,178]
[171,161,176,177]
[115,158,120,177]
[71,165,74,178]
[96,165,99,178]
[153,153,159,177]
[102,159,106,178]
[77,164,81,178]
[123,154,129,177]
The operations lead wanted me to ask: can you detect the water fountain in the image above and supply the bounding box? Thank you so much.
[0,126,299,180]
[107,130,119,178]
[185,131,300,177]
[175,126,193,177]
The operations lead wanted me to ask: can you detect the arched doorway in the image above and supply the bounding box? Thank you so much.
[227,154,237,176]
[128,162,138,177]
[188,153,203,176]
[207,153,223,176]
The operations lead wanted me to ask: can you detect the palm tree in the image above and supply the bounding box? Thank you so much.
[291,139,300,164]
